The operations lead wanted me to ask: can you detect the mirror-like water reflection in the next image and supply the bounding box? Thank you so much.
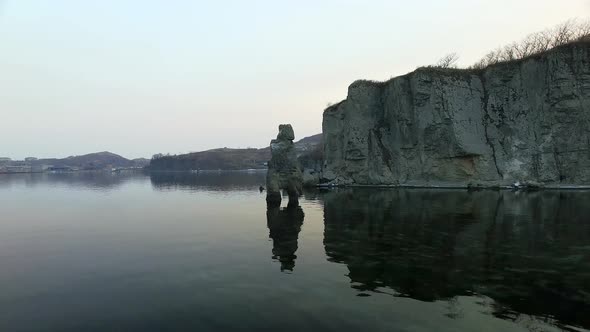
[0,172,588,332]
[150,171,266,192]
[267,205,305,272]
[322,189,590,330]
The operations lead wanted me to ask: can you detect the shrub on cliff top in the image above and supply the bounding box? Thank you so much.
[423,19,590,71]
[470,19,590,69]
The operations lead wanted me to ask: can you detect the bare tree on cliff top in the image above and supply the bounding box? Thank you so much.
[471,19,590,69]
[435,53,460,68]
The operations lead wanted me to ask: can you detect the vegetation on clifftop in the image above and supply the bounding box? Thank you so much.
[340,19,590,94]
[424,19,590,71]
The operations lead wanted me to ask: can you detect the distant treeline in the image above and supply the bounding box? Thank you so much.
[149,148,271,171]
[148,134,323,172]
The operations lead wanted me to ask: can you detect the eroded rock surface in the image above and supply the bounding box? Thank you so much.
[266,124,303,205]
[322,42,590,187]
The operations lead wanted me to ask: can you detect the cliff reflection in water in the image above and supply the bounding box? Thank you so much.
[321,189,590,329]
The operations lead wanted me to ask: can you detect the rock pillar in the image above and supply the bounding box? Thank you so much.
[266,124,303,206]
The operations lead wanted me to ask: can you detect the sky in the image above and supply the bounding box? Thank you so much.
[1,0,589,160]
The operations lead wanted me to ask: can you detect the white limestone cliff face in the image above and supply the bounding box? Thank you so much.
[322,42,590,187]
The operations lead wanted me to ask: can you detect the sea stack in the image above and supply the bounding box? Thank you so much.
[266,124,303,206]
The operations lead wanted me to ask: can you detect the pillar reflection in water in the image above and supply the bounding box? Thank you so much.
[266,204,304,272]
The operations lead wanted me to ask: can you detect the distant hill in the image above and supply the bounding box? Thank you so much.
[149,133,322,171]
[27,152,141,170]
[294,133,322,146]
[150,148,269,171]
[294,133,322,154]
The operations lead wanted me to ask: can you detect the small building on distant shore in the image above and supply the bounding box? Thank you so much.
[47,166,74,172]
[3,165,33,173]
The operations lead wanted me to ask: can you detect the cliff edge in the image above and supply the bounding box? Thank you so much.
[322,41,590,187]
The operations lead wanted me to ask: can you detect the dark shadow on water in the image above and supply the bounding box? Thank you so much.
[266,204,304,272]
[320,188,590,330]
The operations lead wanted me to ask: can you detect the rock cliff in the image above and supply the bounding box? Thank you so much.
[322,42,590,187]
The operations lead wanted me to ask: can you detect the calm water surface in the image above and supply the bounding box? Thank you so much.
[1,172,589,332]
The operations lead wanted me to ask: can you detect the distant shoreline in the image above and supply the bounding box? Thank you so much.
[0,168,144,175]
[148,169,267,173]
[318,183,590,191]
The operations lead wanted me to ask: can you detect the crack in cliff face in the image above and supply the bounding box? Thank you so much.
[374,86,394,177]
[479,73,504,180]
[553,148,564,182]
[373,129,393,171]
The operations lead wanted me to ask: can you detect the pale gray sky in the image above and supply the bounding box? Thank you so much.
[1,0,589,159]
